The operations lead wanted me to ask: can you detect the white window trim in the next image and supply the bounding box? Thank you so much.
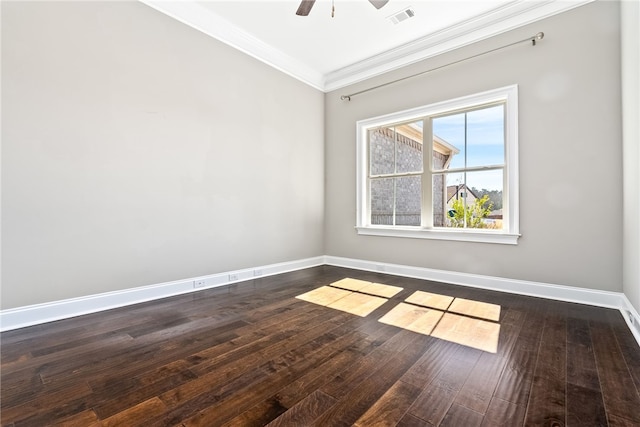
[355,85,520,245]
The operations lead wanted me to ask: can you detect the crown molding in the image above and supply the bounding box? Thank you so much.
[324,0,594,91]
[139,0,593,93]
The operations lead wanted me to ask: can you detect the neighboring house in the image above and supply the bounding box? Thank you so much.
[446,185,504,228]
[369,124,459,226]
[446,184,479,212]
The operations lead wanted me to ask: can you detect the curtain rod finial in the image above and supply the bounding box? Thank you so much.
[532,32,544,45]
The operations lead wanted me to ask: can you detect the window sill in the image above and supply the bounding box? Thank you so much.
[355,226,520,245]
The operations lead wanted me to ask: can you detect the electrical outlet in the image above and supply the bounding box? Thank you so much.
[228,273,239,282]
[253,269,263,277]
[193,280,206,288]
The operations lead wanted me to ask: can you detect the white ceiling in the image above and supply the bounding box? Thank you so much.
[140,0,592,91]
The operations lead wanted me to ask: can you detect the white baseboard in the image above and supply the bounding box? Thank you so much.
[2,254,639,348]
[0,256,324,332]
[325,256,623,308]
[325,255,640,348]
[621,294,640,346]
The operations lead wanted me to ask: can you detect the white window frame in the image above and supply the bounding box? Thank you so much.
[356,85,520,245]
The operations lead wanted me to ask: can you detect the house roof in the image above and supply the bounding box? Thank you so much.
[446,184,479,202]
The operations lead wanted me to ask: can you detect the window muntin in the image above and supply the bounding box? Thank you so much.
[356,86,519,244]
[369,121,423,226]
[432,104,505,230]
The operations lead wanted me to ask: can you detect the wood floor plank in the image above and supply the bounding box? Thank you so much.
[523,313,567,427]
[264,390,336,427]
[454,352,508,414]
[90,360,198,419]
[177,320,366,426]
[1,381,94,426]
[219,396,289,427]
[1,266,639,427]
[39,319,244,385]
[607,310,640,394]
[353,380,422,426]
[55,409,102,427]
[429,345,482,392]
[439,403,483,427]
[407,385,458,426]
[156,312,354,423]
[590,321,640,424]
[318,335,409,400]
[272,329,382,409]
[566,383,607,426]
[399,338,458,388]
[407,343,479,425]
[101,397,167,427]
[492,307,545,406]
[480,397,525,427]
[397,412,434,427]
[186,308,340,376]
[311,332,432,427]
[216,326,367,426]
[566,317,601,391]
[607,413,640,427]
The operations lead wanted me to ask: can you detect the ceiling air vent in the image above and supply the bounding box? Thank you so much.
[388,7,415,25]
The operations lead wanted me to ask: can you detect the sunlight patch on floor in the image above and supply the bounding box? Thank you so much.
[405,290,454,310]
[296,279,501,353]
[401,290,501,353]
[359,282,403,298]
[330,278,403,298]
[295,280,397,317]
[330,278,371,291]
[430,313,500,353]
[327,292,388,317]
[295,286,351,306]
[448,297,501,321]
[378,302,444,335]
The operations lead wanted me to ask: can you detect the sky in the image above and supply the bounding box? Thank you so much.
[432,104,505,191]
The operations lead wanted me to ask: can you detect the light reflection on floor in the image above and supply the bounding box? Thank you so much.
[378,303,443,336]
[296,279,501,353]
[295,280,400,317]
[430,312,500,353]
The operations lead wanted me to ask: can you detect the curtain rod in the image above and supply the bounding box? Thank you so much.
[340,32,544,101]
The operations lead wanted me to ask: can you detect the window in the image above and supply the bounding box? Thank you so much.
[356,86,519,244]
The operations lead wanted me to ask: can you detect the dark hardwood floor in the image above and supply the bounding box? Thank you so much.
[1,266,639,426]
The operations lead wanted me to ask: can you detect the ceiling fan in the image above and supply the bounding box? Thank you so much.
[296,0,389,16]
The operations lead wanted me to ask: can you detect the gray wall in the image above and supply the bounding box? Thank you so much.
[621,0,640,313]
[1,1,325,309]
[325,1,623,292]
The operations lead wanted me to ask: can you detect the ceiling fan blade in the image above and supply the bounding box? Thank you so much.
[368,0,389,9]
[296,0,316,16]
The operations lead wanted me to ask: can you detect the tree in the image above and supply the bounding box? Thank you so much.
[471,187,502,210]
[447,194,493,228]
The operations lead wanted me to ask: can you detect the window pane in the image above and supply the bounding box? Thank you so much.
[466,170,503,230]
[432,173,447,227]
[395,176,421,226]
[371,178,394,225]
[437,171,503,229]
[467,105,504,168]
[433,113,465,170]
[395,121,423,174]
[369,128,395,176]
[434,172,465,227]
